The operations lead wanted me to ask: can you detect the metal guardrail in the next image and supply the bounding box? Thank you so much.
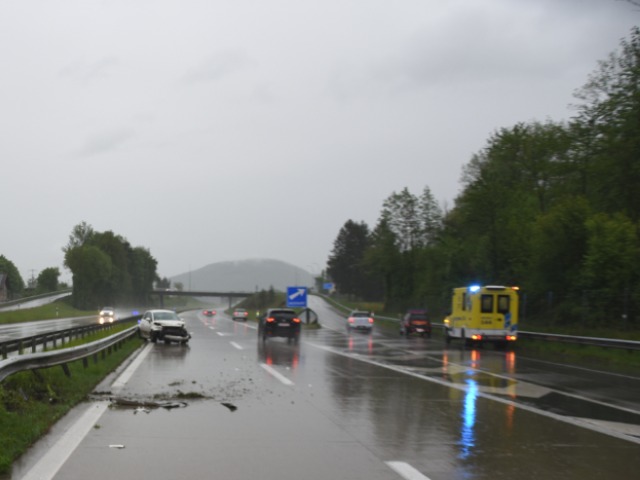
[0,316,141,359]
[0,324,141,382]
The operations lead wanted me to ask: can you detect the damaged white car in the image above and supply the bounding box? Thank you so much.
[139,309,191,344]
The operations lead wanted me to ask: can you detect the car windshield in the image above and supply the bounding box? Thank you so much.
[154,312,179,320]
[410,313,428,320]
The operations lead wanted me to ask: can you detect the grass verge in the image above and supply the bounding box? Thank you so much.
[0,299,95,325]
[0,334,145,474]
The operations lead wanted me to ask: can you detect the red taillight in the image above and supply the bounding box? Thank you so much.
[293,317,301,323]
[348,317,355,323]
[368,318,374,323]
[471,334,483,340]
[266,317,275,323]
[506,335,517,341]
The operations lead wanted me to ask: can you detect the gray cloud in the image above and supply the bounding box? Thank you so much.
[60,57,120,85]
[75,128,135,157]
[182,50,252,84]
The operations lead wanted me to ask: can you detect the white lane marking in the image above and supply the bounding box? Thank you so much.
[21,402,109,480]
[111,343,153,393]
[308,342,640,445]
[230,341,243,350]
[386,462,432,480]
[20,342,153,479]
[260,363,294,386]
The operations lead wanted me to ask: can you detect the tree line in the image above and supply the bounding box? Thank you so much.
[1,222,159,310]
[0,255,62,299]
[63,222,158,309]
[327,27,640,328]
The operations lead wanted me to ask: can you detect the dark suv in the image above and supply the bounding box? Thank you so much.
[258,308,301,342]
[400,309,431,337]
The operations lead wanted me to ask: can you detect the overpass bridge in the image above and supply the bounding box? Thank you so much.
[150,290,253,308]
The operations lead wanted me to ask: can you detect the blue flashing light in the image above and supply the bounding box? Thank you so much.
[468,285,481,293]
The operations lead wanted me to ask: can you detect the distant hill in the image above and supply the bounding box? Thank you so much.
[169,259,315,292]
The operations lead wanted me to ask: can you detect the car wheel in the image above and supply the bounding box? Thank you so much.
[150,332,157,343]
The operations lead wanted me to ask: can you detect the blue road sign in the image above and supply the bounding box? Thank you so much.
[287,286,308,308]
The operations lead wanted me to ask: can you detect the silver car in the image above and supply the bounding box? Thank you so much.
[346,310,374,333]
[139,309,191,344]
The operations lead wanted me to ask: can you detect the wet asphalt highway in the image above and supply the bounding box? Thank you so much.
[8,296,640,479]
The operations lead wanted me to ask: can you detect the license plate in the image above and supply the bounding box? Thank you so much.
[278,323,290,327]
[415,328,424,332]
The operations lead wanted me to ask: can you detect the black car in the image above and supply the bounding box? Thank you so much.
[258,308,301,342]
[400,309,431,337]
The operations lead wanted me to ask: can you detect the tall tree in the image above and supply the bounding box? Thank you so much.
[573,26,640,220]
[0,255,25,298]
[381,188,421,251]
[326,220,370,298]
[36,267,60,293]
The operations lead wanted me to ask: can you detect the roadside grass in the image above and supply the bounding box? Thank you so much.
[515,337,640,372]
[0,335,145,475]
[0,299,96,325]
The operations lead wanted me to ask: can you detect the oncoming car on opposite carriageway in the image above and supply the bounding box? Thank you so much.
[138,309,191,344]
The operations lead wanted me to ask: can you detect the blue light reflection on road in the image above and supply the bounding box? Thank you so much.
[459,378,478,459]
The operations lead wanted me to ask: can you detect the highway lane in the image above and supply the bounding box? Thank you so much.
[9,298,640,479]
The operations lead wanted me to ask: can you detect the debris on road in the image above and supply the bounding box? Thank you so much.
[109,397,188,410]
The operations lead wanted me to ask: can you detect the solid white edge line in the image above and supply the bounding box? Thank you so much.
[230,341,243,350]
[260,363,294,386]
[20,342,154,479]
[20,402,109,480]
[111,342,153,393]
[386,461,432,480]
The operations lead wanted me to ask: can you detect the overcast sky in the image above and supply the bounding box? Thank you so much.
[1,0,638,284]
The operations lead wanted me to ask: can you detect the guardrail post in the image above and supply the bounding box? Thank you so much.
[31,338,37,353]
[61,364,71,378]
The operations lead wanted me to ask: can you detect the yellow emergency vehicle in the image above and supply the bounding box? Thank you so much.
[444,285,519,346]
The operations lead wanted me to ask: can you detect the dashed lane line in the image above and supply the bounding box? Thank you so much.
[386,462,432,480]
[260,363,294,386]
